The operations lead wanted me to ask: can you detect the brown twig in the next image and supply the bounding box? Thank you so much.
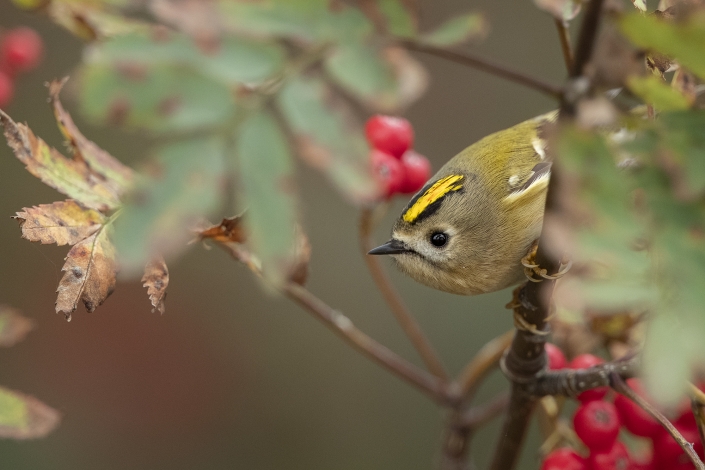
[440,393,510,470]
[359,208,450,382]
[489,2,606,469]
[529,355,639,397]
[217,242,459,407]
[457,329,514,399]
[570,0,605,78]
[612,374,705,470]
[398,40,564,99]
[554,18,574,73]
[459,392,510,428]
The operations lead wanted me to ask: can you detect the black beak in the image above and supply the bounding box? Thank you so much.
[368,239,410,255]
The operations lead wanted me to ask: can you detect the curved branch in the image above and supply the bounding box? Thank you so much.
[217,242,460,407]
[359,208,450,382]
[457,329,514,399]
[398,40,564,100]
[612,374,705,470]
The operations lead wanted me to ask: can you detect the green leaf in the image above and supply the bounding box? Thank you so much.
[620,11,705,80]
[113,137,226,272]
[420,12,488,47]
[87,33,285,85]
[627,76,691,111]
[78,63,236,133]
[189,0,373,44]
[237,111,298,286]
[0,386,60,439]
[656,111,705,198]
[277,76,378,203]
[642,313,696,405]
[324,43,427,112]
[378,0,417,37]
[325,42,395,101]
[0,110,121,212]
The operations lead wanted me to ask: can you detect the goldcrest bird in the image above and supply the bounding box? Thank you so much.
[369,112,556,295]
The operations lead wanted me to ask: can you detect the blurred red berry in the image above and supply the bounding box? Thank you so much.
[675,409,697,431]
[569,354,608,402]
[588,441,630,470]
[371,149,404,198]
[1,27,43,73]
[540,448,587,470]
[614,379,661,438]
[399,150,431,194]
[0,71,13,108]
[365,115,414,158]
[545,343,567,370]
[573,400,621,452]
[653,425,703,467]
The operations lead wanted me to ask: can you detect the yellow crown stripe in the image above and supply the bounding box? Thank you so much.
[403,174,464,223]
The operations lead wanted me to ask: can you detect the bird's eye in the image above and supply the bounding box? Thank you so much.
[430,232,448,247]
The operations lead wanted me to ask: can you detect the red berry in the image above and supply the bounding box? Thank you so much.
[573,400,621,452]
[614,379,661,438]
[588,441,630,470]
[569,354,608,402]
[399,150,431,194]
[545,343,567,370]
[1,27,43,73]
[371,149,404,198]
[0,72,13,108]
[365,115,414,158]
[653,425,703,467]
[540,448,587,470]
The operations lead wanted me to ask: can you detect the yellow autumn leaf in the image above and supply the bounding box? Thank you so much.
[15,200,105,246]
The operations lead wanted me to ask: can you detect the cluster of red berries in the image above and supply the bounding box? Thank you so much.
[542,344,704,470]
[365,115,432,199]
[0,27,43,108]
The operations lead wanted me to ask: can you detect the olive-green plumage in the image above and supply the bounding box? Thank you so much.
[370,112,556,295]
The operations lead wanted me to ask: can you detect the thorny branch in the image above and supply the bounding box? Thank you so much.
[359,207,450,382]
[612,375,705,470]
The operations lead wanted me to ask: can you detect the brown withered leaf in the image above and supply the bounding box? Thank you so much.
[49,79,133,195]
[0,306,35,348]
[15,200,104,247]
[47,1,148,41]
[0,386,60,439]
[142,257,169,314]
[196,216,247,244]
[0,110,121,213]
[56,228,117,319]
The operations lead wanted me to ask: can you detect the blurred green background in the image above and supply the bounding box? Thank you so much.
[0,1,563,469]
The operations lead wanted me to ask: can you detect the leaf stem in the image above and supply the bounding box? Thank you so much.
[612,374,705,470]
[359,207,450,382]
[398,40,564,100]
